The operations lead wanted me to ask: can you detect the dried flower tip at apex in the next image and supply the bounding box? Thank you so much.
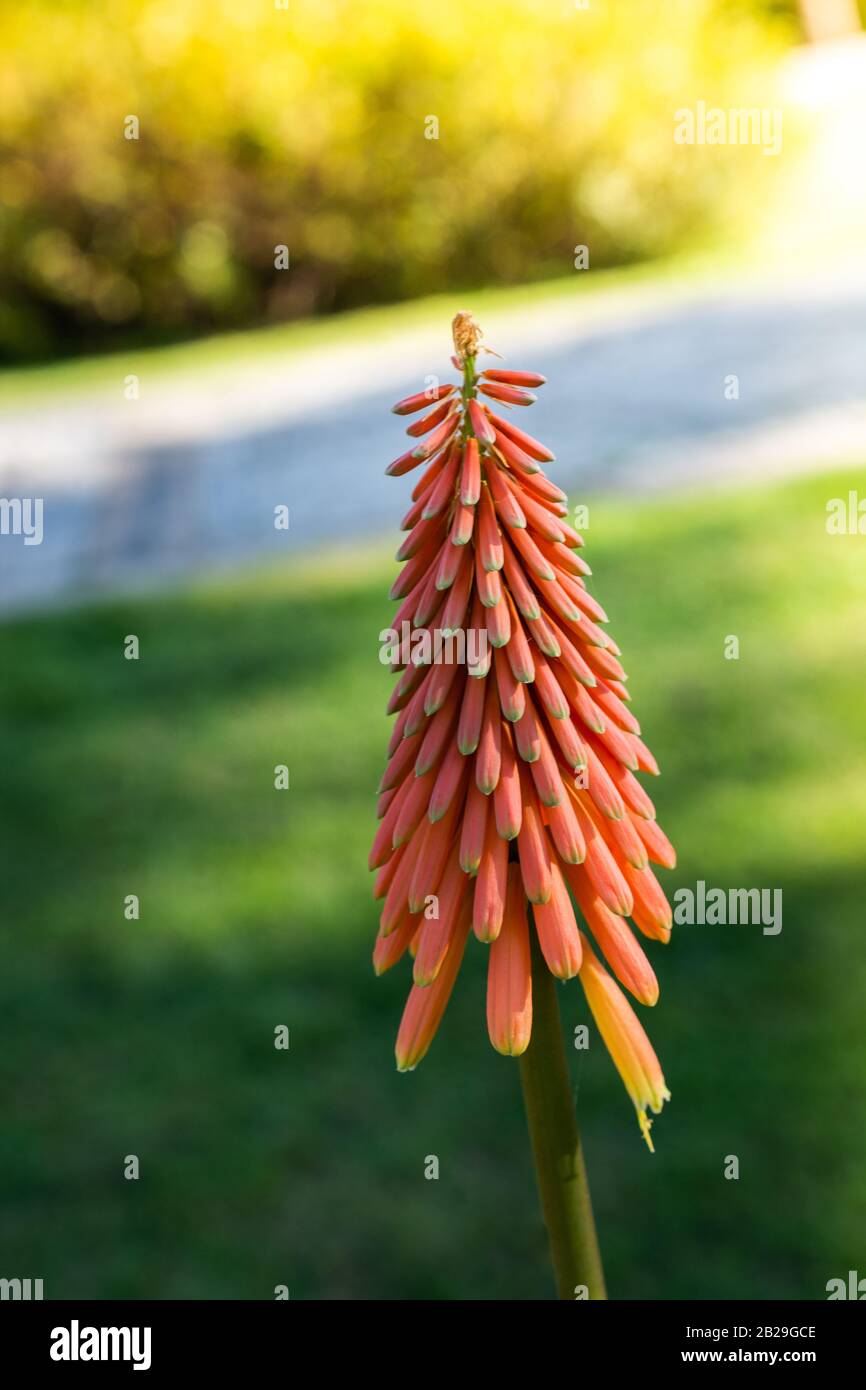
[452,310,484,362]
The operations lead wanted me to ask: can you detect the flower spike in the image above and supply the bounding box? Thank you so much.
[373,315,675,1148]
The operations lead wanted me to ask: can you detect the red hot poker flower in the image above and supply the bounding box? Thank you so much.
[371,312,675,1150]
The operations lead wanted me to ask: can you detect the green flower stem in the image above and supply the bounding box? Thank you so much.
[519,928,607,1300]
[461,352,477,421]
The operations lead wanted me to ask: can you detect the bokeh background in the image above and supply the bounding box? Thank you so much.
[1,0,865,1299]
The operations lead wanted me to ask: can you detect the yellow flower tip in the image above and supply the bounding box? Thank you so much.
[394,1032,423,1072]
[639,1110,655,1153]
[638,1085,671,1152]
[395,1033,424,1072]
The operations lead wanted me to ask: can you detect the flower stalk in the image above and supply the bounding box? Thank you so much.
[519,925,606,1300]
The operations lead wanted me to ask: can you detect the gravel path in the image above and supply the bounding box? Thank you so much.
[1,266,865,614]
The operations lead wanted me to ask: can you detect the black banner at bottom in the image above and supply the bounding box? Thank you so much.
[0,1298,861,1374]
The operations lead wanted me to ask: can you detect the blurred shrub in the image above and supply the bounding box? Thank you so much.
[0,0,792,360]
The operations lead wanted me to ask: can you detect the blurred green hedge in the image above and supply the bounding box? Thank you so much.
[0,0,791,360]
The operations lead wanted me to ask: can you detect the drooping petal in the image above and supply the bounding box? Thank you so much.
[632,813,677,869]
[486,410,555,462]
[493,724,522,840]
[473,813,509,941]
[481,368,546,388]
[396,903,471,1070]
[457,668,487,754]
[439,545,474,634]
[492,430,542,476]
[479,381,537,407]
[460,438,481,505]
[407,797,462,912]
[622,862,673,941]
[494,644,525,722]
[414,846,472,985]
[486,593,511,649]
[516,762,553,904]
[477,485,504,572]
[565,806,633,916]
[460,779,489,874]
[513,696,542,763]
[392,384,457,416]
[405,396,456,438]
[475,675,503,794]
[429,741,470,823]
[533,860,582,980]
[467,398,496,444]
[486,864,533,1055]
[410,412,459,461]
[374,910,419,975]
[571,877,658,1006]
[487,464,527,529]
[577,933,670,1150]
[501,593,532,670]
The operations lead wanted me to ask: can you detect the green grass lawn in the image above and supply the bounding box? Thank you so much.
[1,467,865,1300]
